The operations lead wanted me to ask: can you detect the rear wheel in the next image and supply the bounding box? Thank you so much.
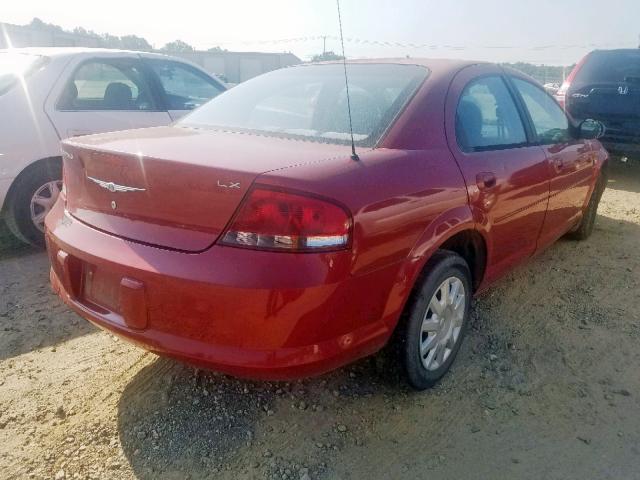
[568,172,607,241]
[5,160,62,247]
[399,251,472,390]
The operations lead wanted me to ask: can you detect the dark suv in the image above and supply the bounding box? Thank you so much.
[556,49,640,160]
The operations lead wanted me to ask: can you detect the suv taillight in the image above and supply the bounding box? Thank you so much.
[556,53,589,110]
[220,187,352,252]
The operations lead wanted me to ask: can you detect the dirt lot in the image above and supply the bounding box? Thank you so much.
[1,165,639,480]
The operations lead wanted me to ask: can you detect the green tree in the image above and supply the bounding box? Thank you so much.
[29,17,63,32]
[311,51,345,62]
[120,35,152,51]
[100,33,122,49]
[161,40,195,53]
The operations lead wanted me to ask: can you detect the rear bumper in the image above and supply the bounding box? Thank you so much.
[45,200,396,380]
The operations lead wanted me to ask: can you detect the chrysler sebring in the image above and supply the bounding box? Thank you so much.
[46,59,608,389]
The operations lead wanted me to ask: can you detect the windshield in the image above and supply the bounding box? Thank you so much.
[0,52,46,95]
[575,50,640,84]
[180,63,428,146]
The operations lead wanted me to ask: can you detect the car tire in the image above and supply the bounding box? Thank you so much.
[568,171,607,241]
[399,250,472,390]
[5,160,62,248]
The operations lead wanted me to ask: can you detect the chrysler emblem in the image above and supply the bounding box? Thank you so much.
[87,176,146,193]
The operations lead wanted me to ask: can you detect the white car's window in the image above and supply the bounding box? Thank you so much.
[511,78,571,144]
[58,61,157,111]
[180,64,427,147]
[148,60,224,110]
[456,76,527,152]
[0,52,45,95]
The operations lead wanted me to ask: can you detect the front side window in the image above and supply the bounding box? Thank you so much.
[58,61,156,111]
[148,61,224,110]
[179,64,428,147]
[511,78,570,144]
[456,76,527,152]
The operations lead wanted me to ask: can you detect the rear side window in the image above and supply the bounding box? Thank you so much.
[456,76,527,152]
[574,51,640,84]
[148,61,224,110]
[511,78,570,144]
[58,61,157,111]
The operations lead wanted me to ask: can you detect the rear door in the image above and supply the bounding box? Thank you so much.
[45,56,171,139]
[445,64,551,284]
[144,59,226,121]
[509,76,595,249]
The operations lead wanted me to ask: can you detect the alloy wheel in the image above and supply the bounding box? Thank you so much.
[419,276,466,371]
[30,180,62,233]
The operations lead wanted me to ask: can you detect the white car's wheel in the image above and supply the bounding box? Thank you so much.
[5,160,62,247]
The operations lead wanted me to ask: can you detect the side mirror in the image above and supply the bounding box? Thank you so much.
[578,119,605,140]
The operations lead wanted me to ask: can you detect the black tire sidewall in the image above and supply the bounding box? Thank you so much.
[572,173,605,240]
[403,252,472,390]
[6,161,61,247]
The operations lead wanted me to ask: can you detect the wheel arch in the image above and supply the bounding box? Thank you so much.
[380,205,490,335]
[406,206,489,293]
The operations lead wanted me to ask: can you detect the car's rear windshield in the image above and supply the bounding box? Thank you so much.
[574,50,640,84]
[180,64,428,146]
[0,52,46,95]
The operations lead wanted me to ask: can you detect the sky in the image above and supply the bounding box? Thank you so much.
[2,0,640,65]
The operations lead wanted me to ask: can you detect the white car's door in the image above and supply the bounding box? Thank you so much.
[144,59,226,121]
[45,56,171,139]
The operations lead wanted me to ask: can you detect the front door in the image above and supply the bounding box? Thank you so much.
[445,65,551,285]
[508,76,596,249]
[45,57,171,139]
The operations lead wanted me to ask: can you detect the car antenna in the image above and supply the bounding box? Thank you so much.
[336,0,359,161]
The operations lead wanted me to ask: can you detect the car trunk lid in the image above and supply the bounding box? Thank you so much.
[61,126,351,251]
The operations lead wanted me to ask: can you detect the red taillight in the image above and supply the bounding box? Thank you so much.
[220,187,351,252]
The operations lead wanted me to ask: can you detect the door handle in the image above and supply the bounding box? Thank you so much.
[476,172,497,190]
[552,156,565,170]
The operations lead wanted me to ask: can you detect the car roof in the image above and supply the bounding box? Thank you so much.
[1,47,178,60]
[310,57,487,80]
[590,48,640,55]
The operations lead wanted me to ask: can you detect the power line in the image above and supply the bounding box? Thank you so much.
[203,34,631,52]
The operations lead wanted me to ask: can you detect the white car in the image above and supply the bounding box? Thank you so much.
[0,47,226,246]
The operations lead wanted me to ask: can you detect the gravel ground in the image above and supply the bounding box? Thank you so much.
[1,164,639,480]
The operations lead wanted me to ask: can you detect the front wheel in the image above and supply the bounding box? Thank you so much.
[400,251,472,390]
[5,161,62,247]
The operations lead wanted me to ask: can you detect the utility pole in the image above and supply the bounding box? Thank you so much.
[322,35,327,55]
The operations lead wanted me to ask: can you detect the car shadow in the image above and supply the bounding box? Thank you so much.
[0,222,96,361]
[0,220,40,261]
[115,353,414,479]
[606,160,640,194]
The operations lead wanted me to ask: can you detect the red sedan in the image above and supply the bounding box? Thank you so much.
[46,59,608,389]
